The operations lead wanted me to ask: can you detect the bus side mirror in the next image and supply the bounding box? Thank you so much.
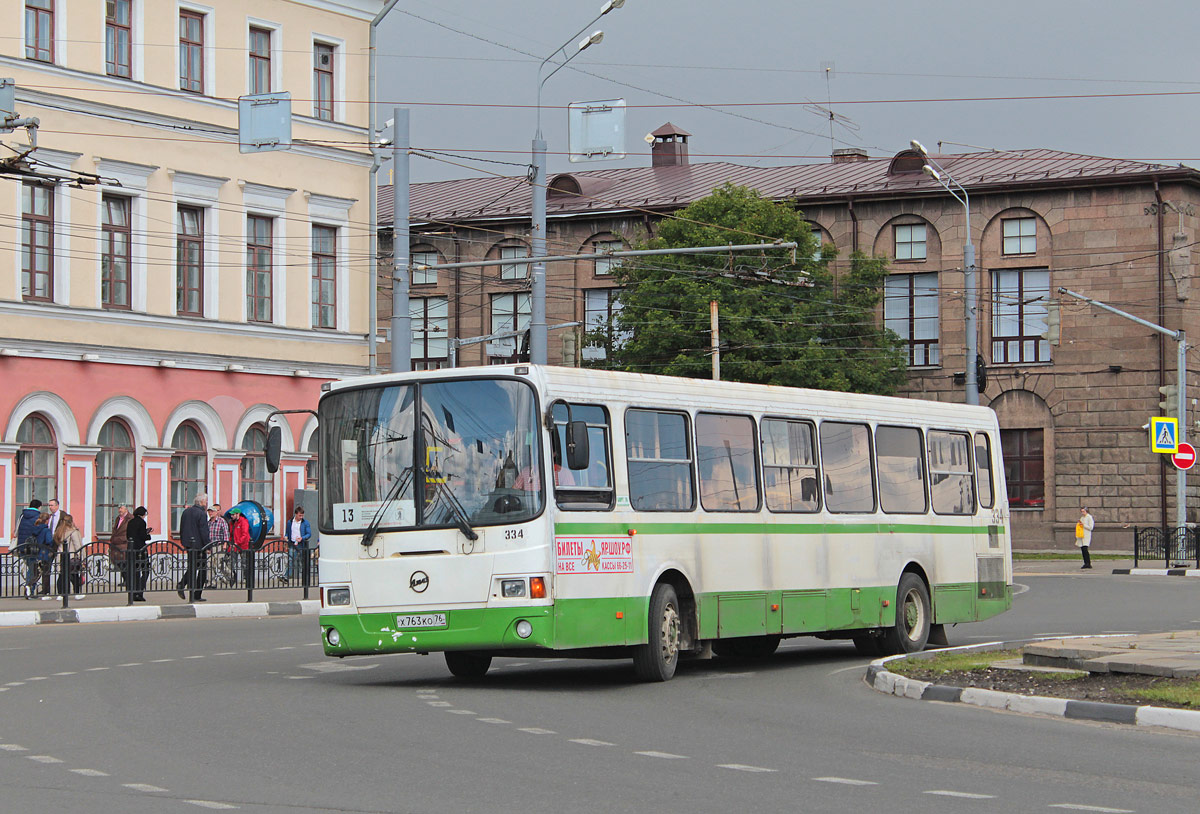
[265,426,282,473]
[565,420,589,470]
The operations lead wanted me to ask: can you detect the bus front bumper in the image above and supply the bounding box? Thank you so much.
[320,605,555,656]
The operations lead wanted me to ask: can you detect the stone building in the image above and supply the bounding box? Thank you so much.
[380,128,1200,551]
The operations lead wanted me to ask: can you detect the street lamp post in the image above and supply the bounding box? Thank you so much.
[530,0,623,366]
[911,139,978,406]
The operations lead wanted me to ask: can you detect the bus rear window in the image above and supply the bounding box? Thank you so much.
[625,409,694,512]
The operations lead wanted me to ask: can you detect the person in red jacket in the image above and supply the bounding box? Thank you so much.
[230,508,252,551]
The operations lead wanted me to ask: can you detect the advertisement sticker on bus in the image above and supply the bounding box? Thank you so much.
[555,536,634,574]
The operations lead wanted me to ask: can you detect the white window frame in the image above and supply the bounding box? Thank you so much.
[1002,217,1037,256]
[307,192,353,331]
[14,148,79,303]
[245,17,282,97]
[894,223,927,261]
[499,245,526,281]
[241,182,294,325]
[94,158,155,312]
[177,1,214,96]
[171,170,227,319]
[411,249,439,286]
[311,34,345,122]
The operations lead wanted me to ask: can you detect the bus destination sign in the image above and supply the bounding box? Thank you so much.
[555,536,634,574]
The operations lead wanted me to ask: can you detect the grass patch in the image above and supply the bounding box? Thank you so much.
[1126,681,1200,708]
[888,649,1021,676]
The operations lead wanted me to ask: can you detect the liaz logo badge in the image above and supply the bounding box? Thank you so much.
[409,571,429,593]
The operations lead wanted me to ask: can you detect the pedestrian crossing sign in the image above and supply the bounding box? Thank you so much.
[1150,416,1179,454]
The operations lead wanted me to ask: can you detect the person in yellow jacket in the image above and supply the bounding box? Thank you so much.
[1075,506,1095,569]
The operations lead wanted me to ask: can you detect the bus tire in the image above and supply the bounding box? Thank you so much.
[444,651,492,679]
[633,583,681,682]
[881,573,931,655]
[713,635,781,660]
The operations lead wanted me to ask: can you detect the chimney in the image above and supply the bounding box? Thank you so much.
[832,147,869,164]
[650,122,691,168]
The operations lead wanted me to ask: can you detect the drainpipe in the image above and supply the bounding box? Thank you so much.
[847,197,859,254]
[1156,181,1167,531]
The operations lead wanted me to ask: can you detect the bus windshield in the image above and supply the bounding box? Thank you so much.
[319,378,543,534]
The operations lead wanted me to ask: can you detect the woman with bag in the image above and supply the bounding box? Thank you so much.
[53,514,85,600]
[1076,507,1095,570]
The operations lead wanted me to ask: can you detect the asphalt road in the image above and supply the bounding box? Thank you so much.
[1,571,1197,814]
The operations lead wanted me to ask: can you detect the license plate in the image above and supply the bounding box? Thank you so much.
[396,613,447,629]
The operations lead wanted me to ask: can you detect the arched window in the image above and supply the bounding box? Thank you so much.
[16,414,57,506]
[170,422,206,533]
[96,419,135,534]
[241,424,273,509]
[305,432,318,489]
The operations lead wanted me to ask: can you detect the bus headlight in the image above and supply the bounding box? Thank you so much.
[327,587,351,606]
[326,627,342,647]
[501,579,526,598]
[515,619,533,639]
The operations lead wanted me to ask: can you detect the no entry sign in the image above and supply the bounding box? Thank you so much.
[1172,441,1196,470]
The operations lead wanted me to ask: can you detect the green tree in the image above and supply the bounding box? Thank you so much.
[597,184,907,395]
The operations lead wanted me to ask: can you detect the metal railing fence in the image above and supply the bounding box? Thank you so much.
[1132,526,1200,568]
[1,539,318,608]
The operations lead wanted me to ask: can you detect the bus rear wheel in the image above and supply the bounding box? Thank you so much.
[633,583,681,682]
[881,573,931,655]
[444,651,492,679]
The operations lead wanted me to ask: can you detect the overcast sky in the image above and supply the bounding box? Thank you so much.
[376,0,1200,185]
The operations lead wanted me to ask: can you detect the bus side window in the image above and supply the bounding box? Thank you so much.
[552,402,614,510]
[696,413,760,512]
[975,432,995,509]
[625,409,694,512]
[761,418,819,513]
[819,421,876,513]
[875,425,927,514]
[928,430,976,515]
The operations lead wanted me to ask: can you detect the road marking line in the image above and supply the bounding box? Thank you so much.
[118,662,143,667]
[71,769,109,777]
[275,646,295,650]
[635,751,688,759]
[427,701,453,707]
[6,681,25,686]
[150,659,176,663]
[183,801,238,810]
[286,676,313,680]
[1048,806,1134,813]
[26,676,47,681]
[478,718,511,724]
[123,783,169,793]
[246,649,266,653]
[507,662,529,667]
[185,655,205,660]
[213,652,237,656]
[518,728,557,735]
[570,739,615,747]
[925,790,995,799]
[814,777,877,786]
[828,664,868,675]
[28,755,63,763]
[0,744,28,751]
[447,710,476,715]
[85,667,110,671]
[0,688,7,692]
[53,671,77,676]
[719,764,776,773]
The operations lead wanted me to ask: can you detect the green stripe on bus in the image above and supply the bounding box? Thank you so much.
[554,521,1005,536]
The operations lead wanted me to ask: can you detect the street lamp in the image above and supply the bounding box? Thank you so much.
[911,139,979,406]
[530,0,623,366]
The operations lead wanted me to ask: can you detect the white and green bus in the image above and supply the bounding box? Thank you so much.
[316,365,1011,681]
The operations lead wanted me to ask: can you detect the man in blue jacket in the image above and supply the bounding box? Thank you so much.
[284,506,311,584]
[15,498,42,598]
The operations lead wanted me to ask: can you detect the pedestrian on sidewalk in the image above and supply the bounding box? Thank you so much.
[1076,506,1095,569]
[177,494,210,602]
[110,505,131,590]
[284,506,310,584]
[126,506,152,601]
[29,510,55,598]
[53,514,85,599]
[15,498,42,598]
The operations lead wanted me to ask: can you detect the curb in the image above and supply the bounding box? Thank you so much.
[0,600,320,628]
[1111,568,1200,577]
[865,638,1200,736]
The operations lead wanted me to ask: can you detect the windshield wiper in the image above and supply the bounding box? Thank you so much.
[427,477,479,542]
[360,466,414,548]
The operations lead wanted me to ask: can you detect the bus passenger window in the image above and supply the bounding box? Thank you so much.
[819,422,876,513]
[761,418,819,512]
[625,409,694,512]
[551,402,614,510]
[928,430,976,515]
[875,425,927,514]
[975,433,995,509]
[697,413,759,512]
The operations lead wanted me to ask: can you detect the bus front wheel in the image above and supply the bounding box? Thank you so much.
[881,573,931,655]
[633,583,681,682]
[445,651,492,679]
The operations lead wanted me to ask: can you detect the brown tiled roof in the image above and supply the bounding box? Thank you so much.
[384,149,1194,226]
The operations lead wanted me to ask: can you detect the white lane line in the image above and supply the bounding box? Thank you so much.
[1048,805,1134,813]
[6,681,25,686]
[719,764,776,773]
[71,769,110,777]
[517,728,557,735]
[635,751,688,759]
[85,667,110,672]
[478,718,511,724]
[118,662,143,667]
[53,671,77,676]
[26,676,47,681]
[123,783,169,793]
[27,755,63,763]
[447,709,477,715]
[0,687,8,692]
[184,801,239,810]
[542,658,566,663]
[213,652,237,656]
[570,739,615,747]
[925,790,995,799]
[814,777,877,786]
[427,701,453,707]
[286,676,313,680]
[246,649,266,653]
[150,659,176,663]
[0,744,28,751]
[185,655,206,660]
[1099,631,1139,635]
[507,662,530,667]
[828,664,869,675]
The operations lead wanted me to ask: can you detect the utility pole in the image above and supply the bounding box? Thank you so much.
[389,108,410,373]
[1059,288,1189,558]
[710,300,721,381]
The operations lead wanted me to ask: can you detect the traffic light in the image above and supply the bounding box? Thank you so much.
[975,354,988,393]
[1159,384,1178,417]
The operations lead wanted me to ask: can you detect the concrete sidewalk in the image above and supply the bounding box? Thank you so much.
[1023,631,1200,678]
[0,589,320,627]
[1013,557,1200,576]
